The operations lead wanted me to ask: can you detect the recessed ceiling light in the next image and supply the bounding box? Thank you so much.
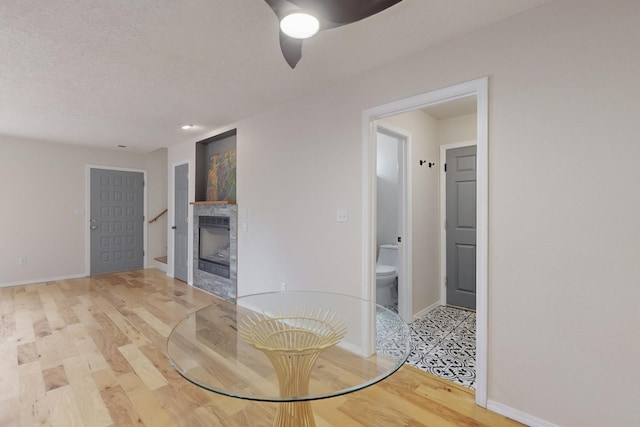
[181,124,195,130]
[280,12,320,39]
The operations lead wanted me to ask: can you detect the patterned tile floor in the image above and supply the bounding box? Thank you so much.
[387,304,476,390]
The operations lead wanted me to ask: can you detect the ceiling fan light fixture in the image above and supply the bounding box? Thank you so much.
[280,12,320,39]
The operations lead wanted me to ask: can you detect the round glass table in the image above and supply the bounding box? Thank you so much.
[167,291,410,427]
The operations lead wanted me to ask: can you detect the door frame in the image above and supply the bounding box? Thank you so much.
[439,140,477,307]
[361,77,488,407]
[85,165,148,275]
[169,160,192,283]
[376,122,413,323]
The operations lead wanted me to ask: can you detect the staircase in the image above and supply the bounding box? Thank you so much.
[154,256,168,273]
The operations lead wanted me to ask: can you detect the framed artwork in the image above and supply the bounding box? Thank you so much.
[206,150,236,201]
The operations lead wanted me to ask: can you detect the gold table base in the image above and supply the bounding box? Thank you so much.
[267,349,322,427]
[239,309,347,427]
[274,401,316,427]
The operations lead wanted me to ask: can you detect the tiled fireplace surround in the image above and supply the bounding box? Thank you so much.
[193,204,237,299]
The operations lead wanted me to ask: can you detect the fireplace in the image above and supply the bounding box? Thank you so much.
[193,204,237,299]
[197,215,230,279]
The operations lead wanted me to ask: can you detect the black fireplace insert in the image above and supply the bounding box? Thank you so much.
[198,215,230,278]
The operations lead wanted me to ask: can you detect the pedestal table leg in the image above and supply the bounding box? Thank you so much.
[267,351,321,427]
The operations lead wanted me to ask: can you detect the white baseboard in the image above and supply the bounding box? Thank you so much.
[487,400,559,427]
[413,301,441,321]
[151,260,168,273]
[2,266,168,287]
[0,273,87,288]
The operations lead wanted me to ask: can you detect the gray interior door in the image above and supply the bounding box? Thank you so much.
[446,146,477,310]
[173,163,189,282]
[90,169,144,275]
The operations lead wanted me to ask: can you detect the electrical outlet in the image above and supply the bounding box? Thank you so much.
[18,257,27,265]
[280,282,286,292]
[337,209,348,223]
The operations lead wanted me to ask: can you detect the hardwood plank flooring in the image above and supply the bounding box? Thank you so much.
[0,269,522,427]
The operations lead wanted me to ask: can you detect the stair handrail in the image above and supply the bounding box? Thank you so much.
[148,208,168,224]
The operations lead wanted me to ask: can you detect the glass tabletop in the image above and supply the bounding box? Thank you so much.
[167,291,411,402]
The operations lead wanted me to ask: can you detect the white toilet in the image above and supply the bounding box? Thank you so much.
[376,244,398,307]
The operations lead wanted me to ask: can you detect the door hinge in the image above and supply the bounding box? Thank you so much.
[444,163,447,172]
[444,276,448,286]
[397,236,402,243]
[143,180,146,187]
[143,250,145,256]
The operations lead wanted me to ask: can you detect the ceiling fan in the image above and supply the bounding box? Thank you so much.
[264,0,403,68]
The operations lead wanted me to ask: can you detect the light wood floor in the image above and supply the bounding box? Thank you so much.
[0,269,522,427]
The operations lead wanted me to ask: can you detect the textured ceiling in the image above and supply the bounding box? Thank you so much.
[0,0,551,152]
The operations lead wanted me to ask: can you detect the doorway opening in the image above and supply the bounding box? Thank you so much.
[362,77,488,406]
[375,124,412,323]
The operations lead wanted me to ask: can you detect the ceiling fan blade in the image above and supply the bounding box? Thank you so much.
[279,31,303,69]
[339,0,403,24]
[264,0,296,18]
[289,0,403,26]
[264,0,303,68]
[264,0,403,68]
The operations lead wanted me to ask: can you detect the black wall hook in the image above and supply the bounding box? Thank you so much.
[419,160,436,168]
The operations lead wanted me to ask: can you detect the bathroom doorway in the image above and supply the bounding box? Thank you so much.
[375,125,411,322]
[374,102,478,389]
[362,77,488,406]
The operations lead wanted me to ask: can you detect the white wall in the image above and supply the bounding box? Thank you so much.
[167,0,640,425]
[236,104,363,296]
[376,131,399,249]
[0,136,167,285]
[438,112,477,146]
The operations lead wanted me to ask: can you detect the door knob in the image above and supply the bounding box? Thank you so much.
[171,226,177,230]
